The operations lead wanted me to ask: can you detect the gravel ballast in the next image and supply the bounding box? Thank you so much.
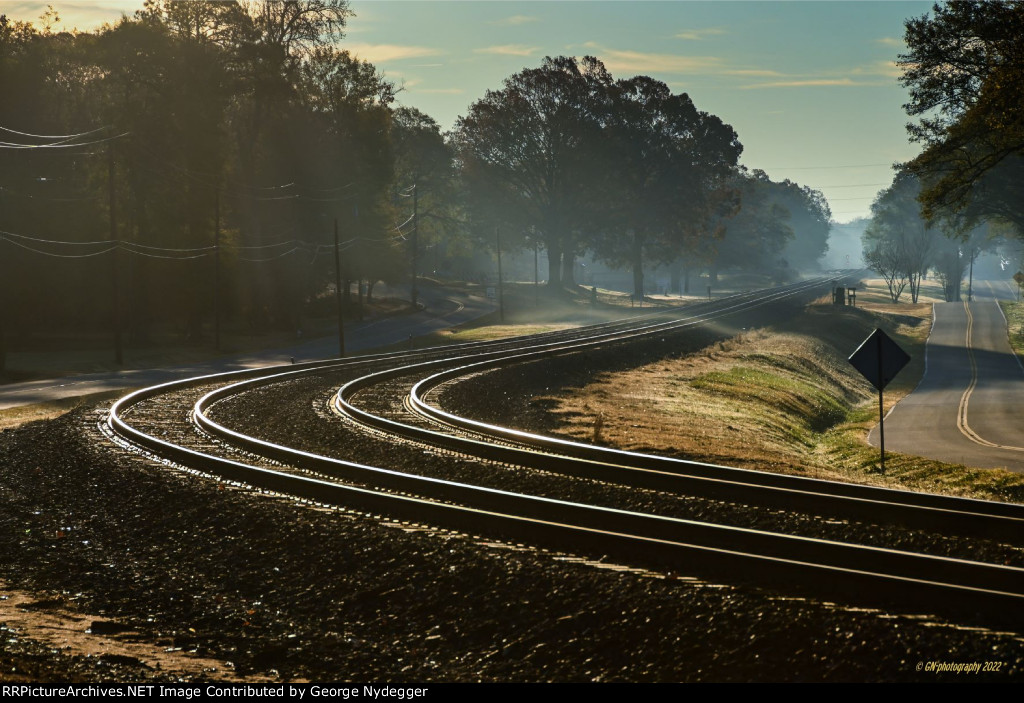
[1,407,1023,682]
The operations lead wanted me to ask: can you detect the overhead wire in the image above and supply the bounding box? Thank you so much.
[1,229,112,246]
[0,124,110,140]
[2,236,118,258]
[0,132,130,150]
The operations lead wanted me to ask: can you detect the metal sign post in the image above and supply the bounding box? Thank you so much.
[849,328,910,472]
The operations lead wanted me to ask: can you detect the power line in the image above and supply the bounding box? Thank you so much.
[1,229,111,246]
[0,125,110,140]
[1,236,118,258]
[0,132,130,150]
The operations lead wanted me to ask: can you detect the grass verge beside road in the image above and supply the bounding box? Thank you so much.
[1000,300,1024,361]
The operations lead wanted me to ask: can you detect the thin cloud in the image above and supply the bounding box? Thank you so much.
[491,15,539,26]
[741,78,873,89]
[345,43,443,63]
[582,42,724,75]
[851,60,903,78]
[675,28,727,41]
[417,88,466,95]
[474,45,539,57]
[875,37,905,47]
[723,69,785,77]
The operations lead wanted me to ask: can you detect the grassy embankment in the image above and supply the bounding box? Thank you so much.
[1000,299,1024,360]
[539,278,1024,503]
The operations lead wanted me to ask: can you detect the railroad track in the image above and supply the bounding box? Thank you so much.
[105,274,1024,630]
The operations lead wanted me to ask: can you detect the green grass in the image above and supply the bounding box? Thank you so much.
[692,366,847,436]
[559,288,1024,503]
[1000,300,1024,361]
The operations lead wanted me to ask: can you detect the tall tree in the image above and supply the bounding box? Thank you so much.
[454,55,612,291]
[592,76,741,298]
[899,0,1024,234]
[709,169,794,282]
[863,171,936,303]
[774,181,832,271]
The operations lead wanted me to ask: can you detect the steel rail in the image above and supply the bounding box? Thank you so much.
[406,360,1024,542]
[337,274,1024,532]
[333,275,1024,541]
[109,274,1024,627]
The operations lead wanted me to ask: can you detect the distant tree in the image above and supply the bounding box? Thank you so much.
[709,169,793,282]
[863,171,936,303]
[591,75,741,299]
[863,238,910,303]
[454,56,612,291]
[773,181,832,271]
[389,106,463,298]
[297,46,397,310]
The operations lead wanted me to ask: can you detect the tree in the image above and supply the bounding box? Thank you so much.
[591,75,741,299]
[863,171,936,303]
[709,169,794,282]
[863,238,910,303]
[774,181,832,271]
[390,106,462,299]
[899,1,1024,233]
[454,56,612,291]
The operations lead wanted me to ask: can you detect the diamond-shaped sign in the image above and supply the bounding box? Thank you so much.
[849,328,910,391]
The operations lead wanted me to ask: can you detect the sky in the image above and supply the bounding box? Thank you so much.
[4,0,937,223]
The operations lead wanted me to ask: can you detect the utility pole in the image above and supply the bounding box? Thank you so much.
[496,225,505,323]
[967,248,975,302]
[877,334,886,473]
[214,188,221,351]
[108,143,123,366]
[533,239,539,307]
[354,204,363,322]
[0,187,6,373]
[411,181,419,309]
[333,218,345,358]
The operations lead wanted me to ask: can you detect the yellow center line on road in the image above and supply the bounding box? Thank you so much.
[956,300,1024,452]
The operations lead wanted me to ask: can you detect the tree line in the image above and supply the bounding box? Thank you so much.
[0,1,832,370]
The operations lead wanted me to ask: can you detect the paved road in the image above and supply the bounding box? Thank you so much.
[869,279,1024,472]
[0,283,494,411]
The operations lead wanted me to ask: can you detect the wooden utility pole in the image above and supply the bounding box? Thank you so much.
[496,225,505,323]
[333,218,345,358]
[214,188,221,350]
[108,144,123,365]
[0,186,6,373]
[876,334,886,473]
[411,182,419,309]
[534,239,539,307]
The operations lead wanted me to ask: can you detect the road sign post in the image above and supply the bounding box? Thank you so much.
[849,328,910,472]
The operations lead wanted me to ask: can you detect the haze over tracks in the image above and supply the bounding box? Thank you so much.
[872,280,1024,472]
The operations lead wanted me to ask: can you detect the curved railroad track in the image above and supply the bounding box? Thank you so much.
[105,273,1024,630]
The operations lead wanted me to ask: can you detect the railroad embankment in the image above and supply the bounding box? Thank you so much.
[482,301,1024,503]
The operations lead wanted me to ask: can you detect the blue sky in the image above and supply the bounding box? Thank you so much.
[5,1,936,222]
